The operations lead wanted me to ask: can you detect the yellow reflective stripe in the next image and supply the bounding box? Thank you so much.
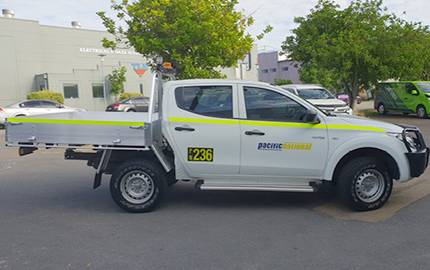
[7,118,145,127]
[169,117,385,132]
[326,124,384,132]
[168,117,240,125]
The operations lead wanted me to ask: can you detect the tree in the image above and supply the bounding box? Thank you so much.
[108,66,127,98]
[98,0,271,79]
[273,79,293,86]
[282,0,430,106]
[27,90,64,104]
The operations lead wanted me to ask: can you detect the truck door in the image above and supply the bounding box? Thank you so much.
[167,84,240,176]
[238,85,328,180]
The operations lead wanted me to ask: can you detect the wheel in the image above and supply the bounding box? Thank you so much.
[416,105,427,119]
[110,159,167,213]
[15,114,26,117]
[337,157,393,211]
[127,109,136,112]
[377,103,386,115]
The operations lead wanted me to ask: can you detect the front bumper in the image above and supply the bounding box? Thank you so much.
[406,148,429,178]
[401,126,429,178]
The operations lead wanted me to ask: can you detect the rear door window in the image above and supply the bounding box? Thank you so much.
[39,101,58,108]
[175,86,233,118]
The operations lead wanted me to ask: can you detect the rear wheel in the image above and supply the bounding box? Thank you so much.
[337,157,393,211]
[417,105,427,119]
[127,109,136,112]
[377,103,386,115]
[110,159,167,213]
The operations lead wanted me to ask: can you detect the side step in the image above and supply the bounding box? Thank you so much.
[197,182,316,193]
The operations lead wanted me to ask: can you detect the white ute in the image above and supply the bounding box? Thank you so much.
[4,70,429,212]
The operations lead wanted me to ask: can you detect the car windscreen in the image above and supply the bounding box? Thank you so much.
[297,88,335,99]
[416,82,430,93]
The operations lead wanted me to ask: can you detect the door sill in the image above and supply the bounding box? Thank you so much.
[197,181,315,193]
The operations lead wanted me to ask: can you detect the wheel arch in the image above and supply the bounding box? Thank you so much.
[331,148,400,184]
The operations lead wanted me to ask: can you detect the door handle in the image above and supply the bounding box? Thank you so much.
[175,126,195,132]
[129,126,144,130]
[245,130,265,136]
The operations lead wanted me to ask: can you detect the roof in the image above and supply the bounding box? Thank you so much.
[165,79,273,87]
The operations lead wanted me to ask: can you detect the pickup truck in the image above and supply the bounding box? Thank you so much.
[4,71,429,212]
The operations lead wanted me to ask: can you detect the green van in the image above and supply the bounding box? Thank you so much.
[374,81,430,118]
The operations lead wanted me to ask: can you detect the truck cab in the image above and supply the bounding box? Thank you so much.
[5,77,429,213]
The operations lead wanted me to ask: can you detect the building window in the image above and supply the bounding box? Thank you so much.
[92,83,104,98]
[261,69,269,74]
[63,84,79,99]
[282,66,289,71]
[271,68,277,72]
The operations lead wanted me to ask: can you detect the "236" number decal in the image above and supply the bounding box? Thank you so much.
[188,147,214,162]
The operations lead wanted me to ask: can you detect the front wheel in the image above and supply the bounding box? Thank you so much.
[110,159,167,213]
[377,103,386,115]
[417,105,427,119]
[337,157,393,211]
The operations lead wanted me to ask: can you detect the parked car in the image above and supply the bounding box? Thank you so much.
[106,96,150,112]
[280,84,353,115]
[0,100,85,124]
[336,93,350,105]
[375,81,430,118]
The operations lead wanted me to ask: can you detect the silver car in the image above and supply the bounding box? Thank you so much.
[0,100,85,124]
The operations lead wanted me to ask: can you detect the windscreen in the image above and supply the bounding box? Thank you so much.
[297,88,335,99]
[416,82,430,93]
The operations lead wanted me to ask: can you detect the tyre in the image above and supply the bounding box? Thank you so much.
[377,103,386,115]
[416,105,427,119]
[110,158,167,213]
[127,109,136,112]
[337,157,393,211]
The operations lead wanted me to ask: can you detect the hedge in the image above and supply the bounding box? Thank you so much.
[120,92,143,100]
[27,90,64,104]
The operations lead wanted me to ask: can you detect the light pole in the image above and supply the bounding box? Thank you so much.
[98,54,107,107]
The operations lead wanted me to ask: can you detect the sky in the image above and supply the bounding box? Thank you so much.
[1,0,429,51]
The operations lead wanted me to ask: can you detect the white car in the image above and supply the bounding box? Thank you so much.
[5,78,429,212]
[0,100,85,124]
[280,84,353,115]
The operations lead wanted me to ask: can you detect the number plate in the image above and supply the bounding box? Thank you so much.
[188,147,214,162]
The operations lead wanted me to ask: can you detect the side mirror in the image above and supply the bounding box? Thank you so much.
[411,89,419,96]
[304,110,320,124]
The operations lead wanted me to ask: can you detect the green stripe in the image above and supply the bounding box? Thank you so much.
[7,118,145,127]
[169,117,385,132]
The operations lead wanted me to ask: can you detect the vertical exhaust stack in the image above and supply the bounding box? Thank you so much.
[71,21,81,29]
[2,9,15,18]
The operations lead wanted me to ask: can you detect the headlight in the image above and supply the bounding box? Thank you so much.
[387,129,424,153]
[405,135,418,152]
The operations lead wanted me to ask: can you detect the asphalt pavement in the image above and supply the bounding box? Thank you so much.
[1,114,430,270]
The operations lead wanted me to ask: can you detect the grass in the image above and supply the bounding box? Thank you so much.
[355,109,379,117]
